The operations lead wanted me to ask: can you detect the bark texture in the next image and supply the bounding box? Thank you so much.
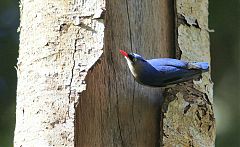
[15,0,215,146]
[15,0,104,146]
[75,0,174,146]
[162,0,216,146]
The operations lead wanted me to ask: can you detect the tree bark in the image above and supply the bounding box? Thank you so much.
[75,0,174,146]
[161,0,215,146]
[15,0,215,146]
[15,0,105,146]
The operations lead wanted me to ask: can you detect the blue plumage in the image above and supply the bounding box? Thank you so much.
[190,62,209,71]
[120,50,209,87]
[147,58,188,68]
[147,58,209,72]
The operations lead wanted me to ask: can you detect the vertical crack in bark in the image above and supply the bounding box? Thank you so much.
[159,110,164,147]
[131,84,138,142]
[67,37,77,117]
[115,78,124,146]
[110,56,124,146]
[125,0,133,52]
[173,0,181,59]
[99,95,104,146]
[125,0,138,142]
[116,95,124,146]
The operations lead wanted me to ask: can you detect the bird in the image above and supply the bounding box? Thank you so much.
[119,50,209,87]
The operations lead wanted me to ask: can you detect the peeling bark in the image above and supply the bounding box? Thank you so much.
[15,0,215,146]
[162,0,216,146]
[15,0,104,146]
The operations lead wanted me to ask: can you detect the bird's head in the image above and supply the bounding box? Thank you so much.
[119,50,146,63]
[119,50,147,77]
[120,50,162,86]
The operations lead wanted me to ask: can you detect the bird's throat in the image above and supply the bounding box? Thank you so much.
[125,57,137,77]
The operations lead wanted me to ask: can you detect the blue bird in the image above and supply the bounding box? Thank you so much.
[120,50,209,87]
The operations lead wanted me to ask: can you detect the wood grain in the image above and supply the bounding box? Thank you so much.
[75,0,174,146]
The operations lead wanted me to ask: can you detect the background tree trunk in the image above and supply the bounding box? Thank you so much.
[15,0,215,147]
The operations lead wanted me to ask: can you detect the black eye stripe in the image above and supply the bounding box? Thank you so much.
[128,54,134,61]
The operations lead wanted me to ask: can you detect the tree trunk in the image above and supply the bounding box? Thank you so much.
[75,0,174,146]
[15,0,105,146]
[162,0,216,146]
[15,0,215,147]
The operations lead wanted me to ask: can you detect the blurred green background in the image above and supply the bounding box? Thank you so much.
[209,0,240,146]
[0,0,239,146]
[0,0,18,146]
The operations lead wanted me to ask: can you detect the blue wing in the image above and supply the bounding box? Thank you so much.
[147,58,209,71]
[147,58,209,85]
[147,58,188,69]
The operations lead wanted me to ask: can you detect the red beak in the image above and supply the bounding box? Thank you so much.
[119,50,128,57]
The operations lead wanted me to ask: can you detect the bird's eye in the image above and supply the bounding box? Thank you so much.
[132,58,137,62]
[128,54,134,61]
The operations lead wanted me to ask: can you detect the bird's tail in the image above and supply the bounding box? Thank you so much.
[188,62,209,72]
